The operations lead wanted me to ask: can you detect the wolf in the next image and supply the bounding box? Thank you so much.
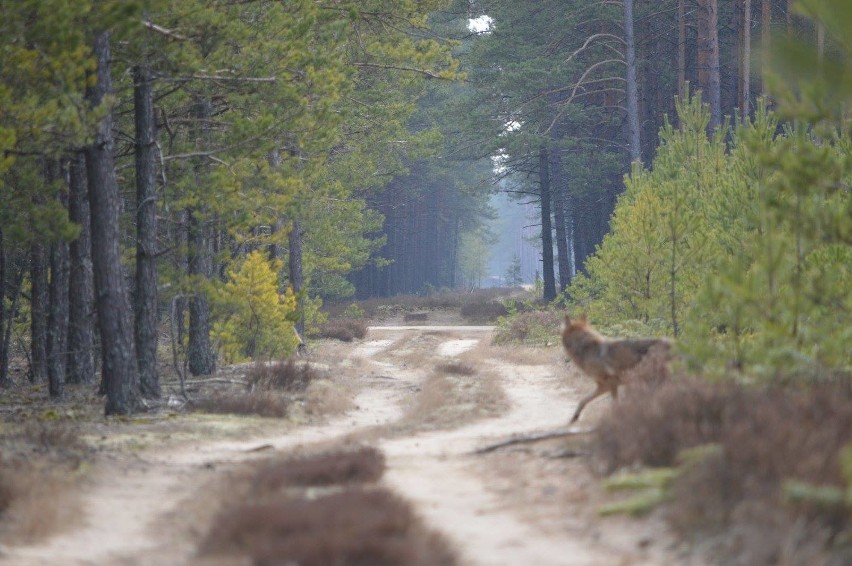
[561,314,671,423]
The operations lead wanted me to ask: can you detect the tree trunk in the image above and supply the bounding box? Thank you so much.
[0,244,24,387]
[739,0,752,120]
[697,0,722,130]
[538,147,556,303]
[187,208,215,375]
[30,242,48,383]
[47,162,69,398]
[0,231,7,387]
[762,0,771,95]
[551,154,571,293]
[623,0,641,163]
[134,64,160,398]
[288,219,306,344]
[85,31,141,415]
[678,0,686,99]
[187,95,215,376]
[67,153,96,384]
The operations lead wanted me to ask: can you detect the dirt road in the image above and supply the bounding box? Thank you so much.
[2,325,679,565]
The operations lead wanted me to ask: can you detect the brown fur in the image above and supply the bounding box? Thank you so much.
[561,314,671,423]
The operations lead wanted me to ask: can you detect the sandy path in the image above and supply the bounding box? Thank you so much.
[2,326,671,565]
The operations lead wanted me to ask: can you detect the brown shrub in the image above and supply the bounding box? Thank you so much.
[200,488,456,566]
[435,362,477,376]
[19,422,85,454]
[459,301,508,322]
[252,447,385,493]
[403,312,429,322]
[593,379,852,564]
[192,392,289,418]
[318,319,368,342]
[247,359,319,392]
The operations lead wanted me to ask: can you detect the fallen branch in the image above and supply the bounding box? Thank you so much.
[472,426,594,454]
[161,378,248,386]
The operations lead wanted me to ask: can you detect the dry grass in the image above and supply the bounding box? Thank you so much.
[459,300,509,322]
[199,448,457,566]
[252,447,385,492]
[0,422,88,543]
[326,288,520,320]
[493,310,563,345]
[247,359,319,392]
[303,378,354,417]
[192,392,289,418]
[435,361,477,376]
[593,378,852,565]
[316,319,369,342]
[404,367,506,430]
[200,488,456,566]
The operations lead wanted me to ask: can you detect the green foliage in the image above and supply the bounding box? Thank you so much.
[568,78,852,380]
[569,90,723,335]
[213,251,299,363]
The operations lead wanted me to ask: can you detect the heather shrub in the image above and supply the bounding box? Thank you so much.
[247,359,319,392]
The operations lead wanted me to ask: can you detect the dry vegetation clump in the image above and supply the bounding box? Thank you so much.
[317,319,368,342]
[593,378,852,565]
[201,489,456,566]
[403,311,429,322]
[405,367,506,430]
[435,361,477,376]
[200,448,456,566]
[0,422,88,543]
[252,447,385,491]
[492,310,563,345]
[328,288,518,320]
[191,391,289,418]
[459,300,509,322]
[247,359,319,392]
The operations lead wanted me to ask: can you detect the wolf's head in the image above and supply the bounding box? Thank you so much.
[561,313,588,333]
[561,313,596,352]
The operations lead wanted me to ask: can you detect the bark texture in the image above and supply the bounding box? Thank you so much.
[134,64,160,398]
[538,147,556,302]
[85,31,141,415]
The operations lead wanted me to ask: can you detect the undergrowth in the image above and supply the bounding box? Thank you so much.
[200,447,456,565]
[593,378,852,565]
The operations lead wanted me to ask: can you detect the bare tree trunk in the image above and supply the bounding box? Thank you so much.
[288,219,306,350]
[48,161,69,398]
[85,31,141,415]
[67,153,95,384]
[187,208,214,375]
[538,146,556,303]
[30,242,48,383]
[697,0,722,130]
[624,0,641,163]
[187,95,215,376]
[1,251,24,387]
[678,0,686,99]
[551,153,571,293]
[740,0,752,120]
[762,0,771,95]
[134,64,160,398]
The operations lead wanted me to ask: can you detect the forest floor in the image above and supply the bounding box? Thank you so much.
[0,312,696,565]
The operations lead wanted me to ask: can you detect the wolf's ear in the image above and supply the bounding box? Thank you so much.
[579,312,588,323]
[564,313,572,323]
